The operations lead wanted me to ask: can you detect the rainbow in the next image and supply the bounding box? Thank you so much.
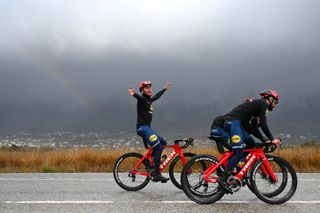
[44,68,94,111]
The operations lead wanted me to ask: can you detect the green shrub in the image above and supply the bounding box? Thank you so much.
[42,165,59,173]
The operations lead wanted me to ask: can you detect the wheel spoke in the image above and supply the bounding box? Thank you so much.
[181,155,225,204]
[250,156,298,204]
[113,153,150,191]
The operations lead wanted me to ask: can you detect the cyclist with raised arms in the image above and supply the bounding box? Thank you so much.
[210,90,281,193]
[128,81,172,183]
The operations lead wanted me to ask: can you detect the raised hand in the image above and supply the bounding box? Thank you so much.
[164,82,172,90]
[128,87,135,96]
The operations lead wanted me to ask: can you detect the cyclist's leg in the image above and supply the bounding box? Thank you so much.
[242,128,256,149]
[224,120,244,169]
[232,128,255,167]
[218,120,244,193]
[157,135,167,146]
[152,134,168,178]
[147,130,169,182]
[137,126,156,157]
[210,127,231,149]
[137,126,148,148]
[140,127,164,176]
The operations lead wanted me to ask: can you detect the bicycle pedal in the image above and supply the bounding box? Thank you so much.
[217,179,233,194]
[220,187,233,194]
[151,178,168,183]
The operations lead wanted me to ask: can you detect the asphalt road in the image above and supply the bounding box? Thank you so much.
[0,173,319,213]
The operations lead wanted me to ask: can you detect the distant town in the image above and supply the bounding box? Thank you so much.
[0,131,318,149]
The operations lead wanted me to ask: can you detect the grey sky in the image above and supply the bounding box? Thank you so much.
[0,0,319,134]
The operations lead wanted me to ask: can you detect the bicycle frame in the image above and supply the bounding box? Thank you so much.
[202,148,277,183]
[130,143,188,177]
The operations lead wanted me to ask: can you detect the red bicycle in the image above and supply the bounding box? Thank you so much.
[113,138,195,191]
[180,136,297,204]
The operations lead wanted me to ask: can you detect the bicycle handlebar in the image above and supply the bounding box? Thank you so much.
[174,138,194,149]
[208,136,282,154]
[254,141,280,153]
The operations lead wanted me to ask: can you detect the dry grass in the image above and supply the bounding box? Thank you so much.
[0,143,319,173]
[0,148,127,173]
[274,145,320,172]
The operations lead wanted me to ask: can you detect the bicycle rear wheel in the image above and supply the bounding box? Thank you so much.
[113,152,151,191]
[181,155,225,204]
[169,152,196,190]
[250,156,297,204]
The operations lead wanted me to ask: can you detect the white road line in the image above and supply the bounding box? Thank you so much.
[217,201,250,204]
[0,179,114,181]
[145,201,251,204]
[2,200,320,204]
[149,201,252,204]
[288,201,320,204]
[4,201,114,204]
[145,201,194,204]
[145,200,320,204]
[298,179,320,181]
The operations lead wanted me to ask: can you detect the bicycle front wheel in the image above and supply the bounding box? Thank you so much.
[250,156,298,204]
[113,152,151,191]
[246,155,287,198]
[169,152,196,190]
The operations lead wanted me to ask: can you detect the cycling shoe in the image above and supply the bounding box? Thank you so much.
[217,179,233,194]
[153,174,169,183]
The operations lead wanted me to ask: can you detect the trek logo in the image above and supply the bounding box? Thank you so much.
[160,150,176,170]
[239,155,256,176]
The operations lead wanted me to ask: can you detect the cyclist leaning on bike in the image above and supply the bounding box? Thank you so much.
[128,81,172,183]
[211,100,268,149]
[210,90,281,193]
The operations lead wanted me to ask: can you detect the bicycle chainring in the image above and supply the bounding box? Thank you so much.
[227,176,242,193]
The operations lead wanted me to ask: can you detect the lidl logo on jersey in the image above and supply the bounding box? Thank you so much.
[232,135,241,143]
[149,134,158,142]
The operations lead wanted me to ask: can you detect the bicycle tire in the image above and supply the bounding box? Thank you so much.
[250,156,297,204]
[169,152,196,190]
[113,152,151,191]
[246,155,287,198]
[181,155,225,204]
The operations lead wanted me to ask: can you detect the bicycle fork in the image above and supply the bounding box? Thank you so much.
[235,153,277,182]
